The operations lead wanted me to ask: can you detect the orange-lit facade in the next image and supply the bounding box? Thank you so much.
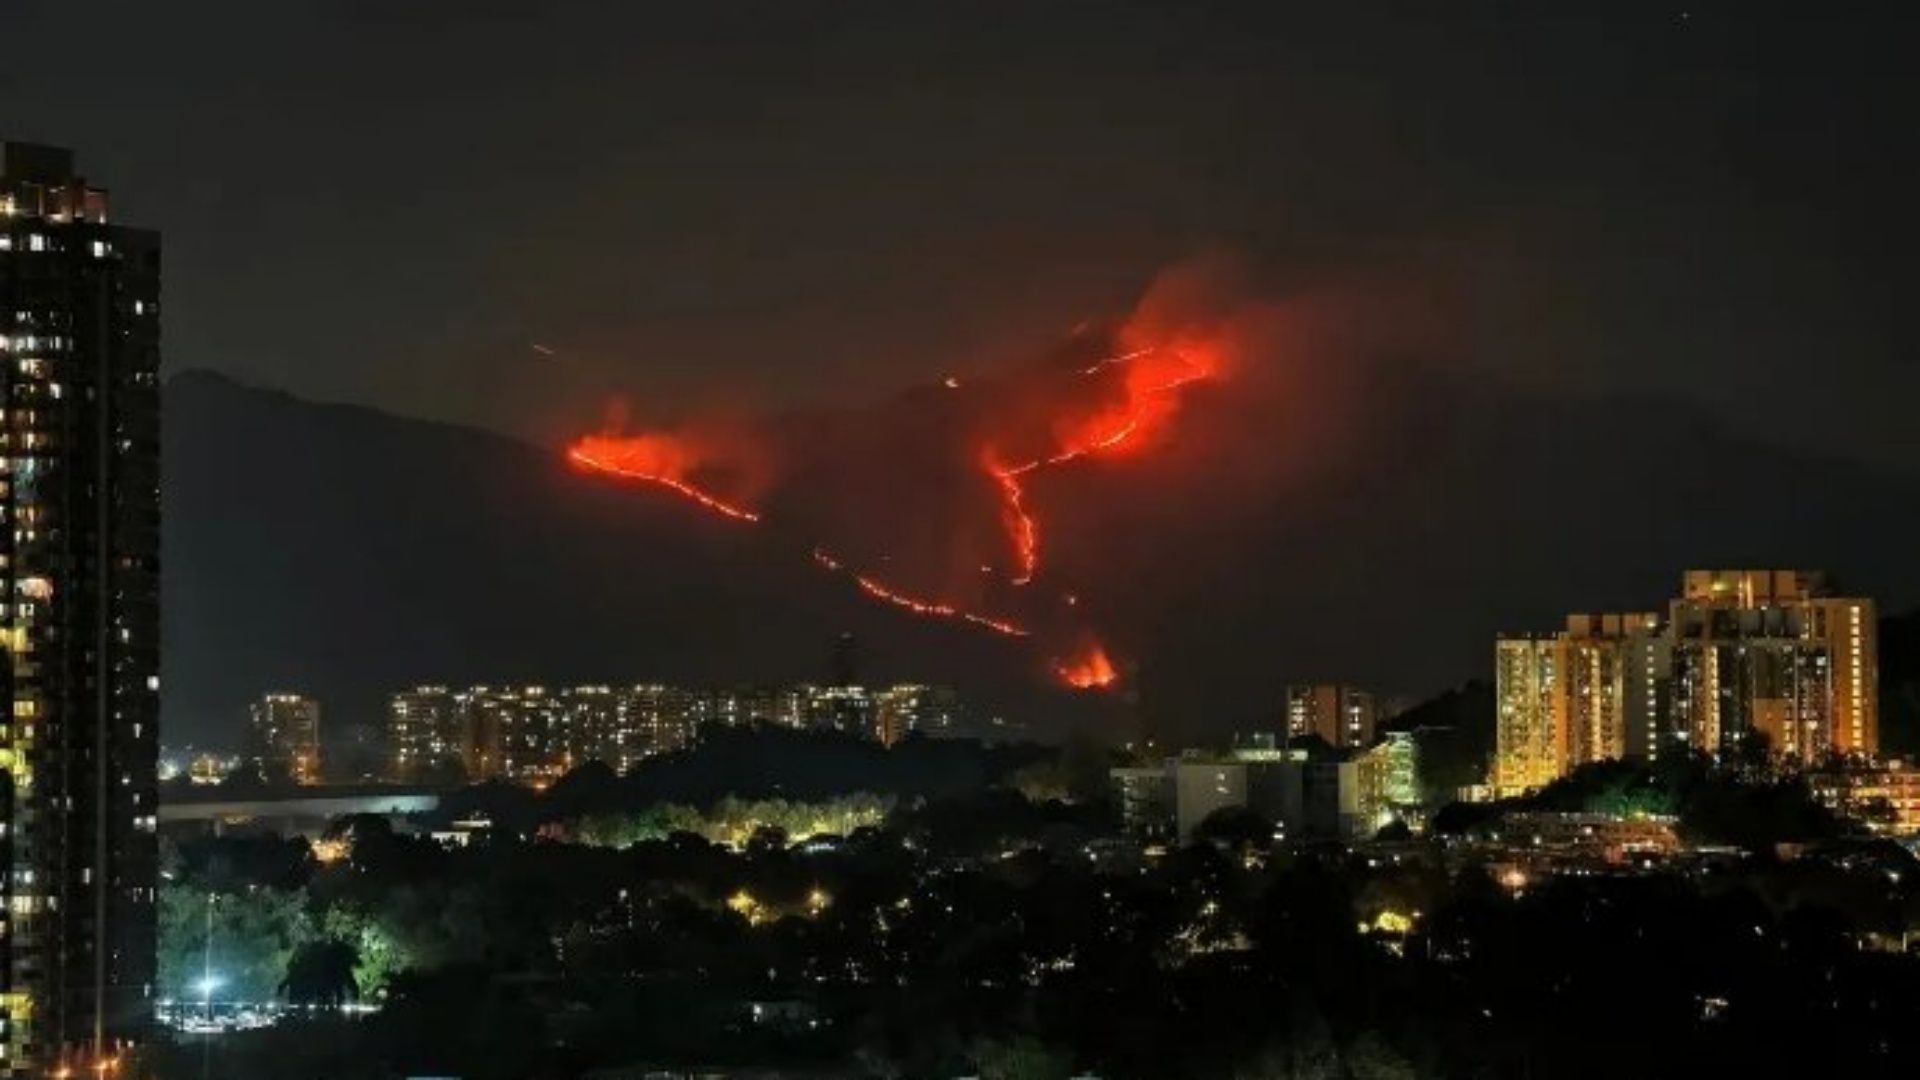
[1669,570,1876,762]
[1493,614,1669,798]
[1807,759,1920,836]
[1495,571,1879,797]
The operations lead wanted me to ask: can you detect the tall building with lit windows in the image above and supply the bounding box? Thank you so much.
[1493,614,1668,798]
[1493,636,1566,798]
[1669,570,1875,763]
[0,141,161,1076]
[388,685,462,781]
[1495,570,1878,796]
[247,693,320,785]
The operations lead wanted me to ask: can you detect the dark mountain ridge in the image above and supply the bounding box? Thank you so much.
[162,368,1920,748]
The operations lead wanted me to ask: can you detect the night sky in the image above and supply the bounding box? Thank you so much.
[3,2,1913,468]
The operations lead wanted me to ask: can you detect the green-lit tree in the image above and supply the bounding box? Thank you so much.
[156,884,311,1003]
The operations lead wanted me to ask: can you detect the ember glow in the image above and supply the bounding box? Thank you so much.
[1054,642,1119,689]
[567,434,762,523]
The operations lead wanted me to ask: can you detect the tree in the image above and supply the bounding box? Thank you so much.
[1345,1033,1419,1080]
[1194,806,1275,852]
[972,1036,1072,1080]
[157,884,311,1003]
[282,938,360,1007]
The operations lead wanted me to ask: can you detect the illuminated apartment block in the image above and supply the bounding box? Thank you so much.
[1496,613,1669,798]
[1807,759,1920,836]
[1284,684,1378,749]
[387,685,462,781]
[873,684,957,747]
[1669,570,1876,762]
[1495,570,1879,795]
[1354,731,1421,832]
[248,693,321,784]
[1493,637,1567,798]
[1,141,160,1076]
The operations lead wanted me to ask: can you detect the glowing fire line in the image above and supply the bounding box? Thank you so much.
[982,346,1212,585]
[813,549,1029,638]
[986,461,1040,585]
[567,446,762,523]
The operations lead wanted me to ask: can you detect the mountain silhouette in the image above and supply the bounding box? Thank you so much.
[161,368,1920,748]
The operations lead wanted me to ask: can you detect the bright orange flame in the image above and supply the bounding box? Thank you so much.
[568,436,761,523]
[981,342,1218,586]
[812,549,1029,638]
[1054,643,1118,689]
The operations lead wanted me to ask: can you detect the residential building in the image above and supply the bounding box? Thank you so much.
[1807,760,1920,836]
[391,681,965,785]
[1172,757,1248,839]
[1285,684,1378,749]
[1493,635,1567,799]
[1494,570,1879,796]
[1,140,161,1075]
[1108,766,1174,839]
[1494,614,1668,798]
[1670,570,1876,761]
[1127,746,1371,843]
[248,693,320,785]
[388,686,462,781]
[873,684,956,747]
[612,685,699,771]
[1303,758,1364,840]
[1355,731,1421,833]
[801,684,875,736]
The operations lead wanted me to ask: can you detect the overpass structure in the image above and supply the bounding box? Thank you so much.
[158,785,443,838]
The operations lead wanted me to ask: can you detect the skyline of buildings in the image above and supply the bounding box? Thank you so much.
[1495,570,1880,797]
[388,681,964,786]
[1,141,160,1076]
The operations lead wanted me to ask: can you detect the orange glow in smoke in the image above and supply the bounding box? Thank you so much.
[568,435,761,523]
[812,549,1029,638]
[1054,642,1119,689]
[982,342,1219,590]
[1048,342,1218,465]
[568,319,1228,694]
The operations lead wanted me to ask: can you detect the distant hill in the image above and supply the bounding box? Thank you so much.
[161,368,1920,748]
[161,371,1080,747]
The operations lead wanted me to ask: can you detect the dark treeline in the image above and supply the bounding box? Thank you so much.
[429,726,1058,833]
[1433,753,1855,852]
